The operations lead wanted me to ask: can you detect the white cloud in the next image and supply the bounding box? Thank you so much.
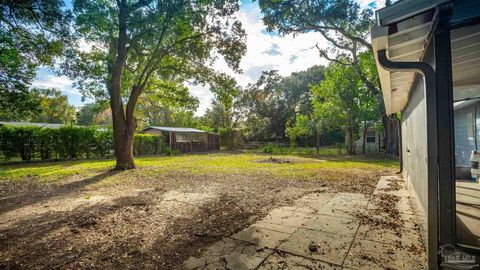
[32,68,91,106]
[32,74,73,92]
[191,2,330,115]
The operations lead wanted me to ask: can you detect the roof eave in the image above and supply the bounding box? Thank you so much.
[376,0,449,26]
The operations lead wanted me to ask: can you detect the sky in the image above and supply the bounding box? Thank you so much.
[32,0,385,116]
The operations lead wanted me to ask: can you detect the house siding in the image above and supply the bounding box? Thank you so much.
[454,104,477,167]
[401,40,435,251]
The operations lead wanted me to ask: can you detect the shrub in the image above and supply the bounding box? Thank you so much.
[262,143,274,154]
[0,125,169,161]
[93,129,113,157]
[162,146,181,156]
[0,125,40,160]
[133,134,163,156]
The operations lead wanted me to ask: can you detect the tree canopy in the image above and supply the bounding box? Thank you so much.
[30,88,77,124]
[65,0,247,169]
[0,0,72,120]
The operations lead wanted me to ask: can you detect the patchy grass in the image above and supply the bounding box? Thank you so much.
[0,151,398,269]
[0,152,398,184]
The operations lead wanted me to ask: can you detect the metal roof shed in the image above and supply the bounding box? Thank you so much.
[142,126,219,153]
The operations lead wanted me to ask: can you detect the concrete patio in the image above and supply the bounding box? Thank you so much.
[184,176,427,269]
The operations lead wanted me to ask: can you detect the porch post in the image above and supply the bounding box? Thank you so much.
[435,6,456,248]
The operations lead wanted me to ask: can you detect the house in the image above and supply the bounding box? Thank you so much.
[345,126,384,154]
[142,126,219,153]
[370,0,480,268]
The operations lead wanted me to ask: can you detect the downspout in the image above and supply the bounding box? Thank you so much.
[377,49,439,269]
[397,115,403,174]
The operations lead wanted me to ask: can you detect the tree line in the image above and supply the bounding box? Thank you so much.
[1,0,398,169]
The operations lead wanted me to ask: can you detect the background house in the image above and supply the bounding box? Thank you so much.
[142,126,219,153]
[345,127,384,154]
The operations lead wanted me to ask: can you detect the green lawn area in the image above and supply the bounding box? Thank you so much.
[0,151,398,184]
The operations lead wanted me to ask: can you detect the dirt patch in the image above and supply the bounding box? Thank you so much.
[0,165,391,269]
[257,157,294,164]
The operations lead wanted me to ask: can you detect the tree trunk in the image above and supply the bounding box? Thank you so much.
[316,128,320,155]
[362,120,367,155]
[110,4,136,170]
[347,112,355,155]
[114,130,135,169]
[382,115,399,155]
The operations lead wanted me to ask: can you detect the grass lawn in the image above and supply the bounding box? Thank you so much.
[0,151,397,269]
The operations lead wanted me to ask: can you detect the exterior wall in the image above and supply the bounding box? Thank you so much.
[401,41,435,250]
[454,103,478,167]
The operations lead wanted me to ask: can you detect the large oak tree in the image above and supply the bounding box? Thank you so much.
[65,0,246,169]
[259,0,400,155]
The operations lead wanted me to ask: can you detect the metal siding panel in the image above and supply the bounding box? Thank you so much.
[455,106,476,166]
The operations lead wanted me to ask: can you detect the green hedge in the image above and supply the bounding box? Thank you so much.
[133,134,163,156]
[0,125,165,161]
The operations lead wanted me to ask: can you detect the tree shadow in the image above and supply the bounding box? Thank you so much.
[0,170,121,215]
[0,190,261,270]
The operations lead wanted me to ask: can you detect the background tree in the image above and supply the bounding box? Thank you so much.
[239,71,287,141]
[136,80,199,128]
[30,88,76,124]
[66,0,246,169]
[285,114,313,146]
[357,52,382,154]
[259,0,399,155]
[93,108,113,126]
[77,102,107,126]
[238,66,324,142]
[311,63,362,154]
[0,1,71,120]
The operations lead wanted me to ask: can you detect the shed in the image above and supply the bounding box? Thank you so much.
[345,126,384,154]
[142,126,219,153]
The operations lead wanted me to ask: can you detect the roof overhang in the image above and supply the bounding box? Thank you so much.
[372,0,480,115]
[372,9,436,114]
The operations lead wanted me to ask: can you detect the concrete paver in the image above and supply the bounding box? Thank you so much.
[184,237,272,270]
[277,227,353,265]
[231,225,291,249]
[343,239,427,269]
[258,252,342,270]
[302,214,359,236]
[184,176,428,270]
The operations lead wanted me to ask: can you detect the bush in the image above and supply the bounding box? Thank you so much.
[133,134,163,156]
[0,125,40,160]
[0,125,165,161]
[262,143,274,154]
[162,146,181,156]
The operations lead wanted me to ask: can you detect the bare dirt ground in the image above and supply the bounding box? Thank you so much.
[0,154,394,269]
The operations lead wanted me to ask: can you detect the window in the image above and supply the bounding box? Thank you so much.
[366,131,376,143]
